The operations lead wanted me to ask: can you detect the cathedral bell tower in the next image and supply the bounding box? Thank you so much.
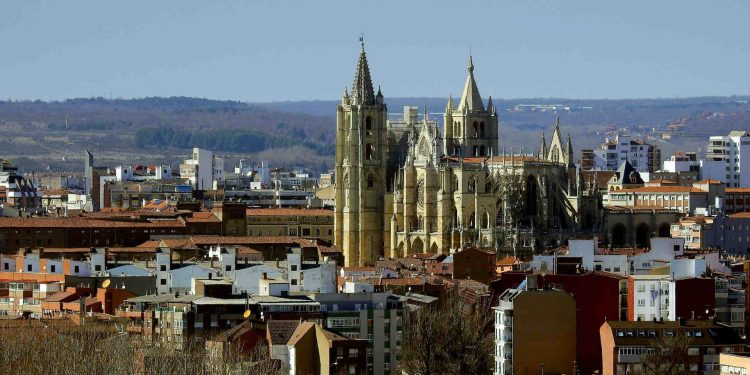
[443,56,498,157]
[334,39,387,267]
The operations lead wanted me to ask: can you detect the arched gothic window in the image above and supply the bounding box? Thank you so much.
[365,144,374,160]
[480,122,485,137]
[473,121,478,137]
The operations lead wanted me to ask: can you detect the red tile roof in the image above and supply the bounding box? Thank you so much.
[614,186,706,193]
[186,212,220,222]
[0,217,186,228]
[496,256,519,266]
[246,208,333,217]
[727,188,750,193]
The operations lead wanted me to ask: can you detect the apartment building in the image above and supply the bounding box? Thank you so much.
[246,208,333,242]
[582,134,661,172]
[606,180,724,215]
[700,131,750,188]
[286,321,368,375]
[313,292,406,375]
[720,353,750,375]
[494,283,577,375]
[628,275,675,322]
[672,216,715,250]
[0,161,42,214]
[600,320,744,375]
[493,271,627,374]
[180,147,224,190]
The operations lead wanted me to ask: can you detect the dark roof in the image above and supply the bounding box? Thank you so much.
[266,320,300,346]
[612,160,644,185]
[605,320,743,346]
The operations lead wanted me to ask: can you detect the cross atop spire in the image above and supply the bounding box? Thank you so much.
[351,37,376,105]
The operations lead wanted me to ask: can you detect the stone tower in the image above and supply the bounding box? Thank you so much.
[334,41,387,267]
[443,56,498,157]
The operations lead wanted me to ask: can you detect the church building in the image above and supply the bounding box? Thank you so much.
[334,42,598,266]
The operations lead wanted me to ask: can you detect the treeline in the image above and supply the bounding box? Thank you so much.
[0,322,283,375]
[134,126,334,155]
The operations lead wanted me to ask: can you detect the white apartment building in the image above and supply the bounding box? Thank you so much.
[663,152,700,173]
[587,134,661,172]
[629,275,676,322]
[700,131,750,187]
[179,148,224,190]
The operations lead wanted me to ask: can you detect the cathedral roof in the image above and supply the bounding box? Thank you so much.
[442,155,548,165]
[351,41,375,105]
[457,56,485,112]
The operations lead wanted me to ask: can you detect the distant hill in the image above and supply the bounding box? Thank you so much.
[259,95,750,158]
[0,97,336,173]
[1,96,750,174]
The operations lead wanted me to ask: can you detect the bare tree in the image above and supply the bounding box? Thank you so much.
[0,320,283,375]
[634,331,692,375]
[398,287,494,375]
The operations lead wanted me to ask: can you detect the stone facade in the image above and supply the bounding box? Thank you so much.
[335,43,598,266]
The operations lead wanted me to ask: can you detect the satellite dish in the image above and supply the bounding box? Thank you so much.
[243,310,251,319]
[101,279,111,288]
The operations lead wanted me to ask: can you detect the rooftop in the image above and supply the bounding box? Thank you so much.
[246,208,333,217]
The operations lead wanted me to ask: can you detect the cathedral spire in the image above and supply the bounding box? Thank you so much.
[446,95,454,111]
[457,55,484,112]
[539,132,548,159]
[566,133,575,167]
[351,37,376,105]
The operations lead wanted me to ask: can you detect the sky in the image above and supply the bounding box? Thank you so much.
[1,0,749,102]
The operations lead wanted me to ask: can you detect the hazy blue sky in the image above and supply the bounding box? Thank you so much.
[1,0,749,102]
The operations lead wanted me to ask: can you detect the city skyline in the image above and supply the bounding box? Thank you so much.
[1,0,749,102]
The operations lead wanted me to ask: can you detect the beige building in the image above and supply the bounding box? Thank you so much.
[334,43,597,266]
[494,286,577,375]
[247,208,333,243]
[720,353,750,375]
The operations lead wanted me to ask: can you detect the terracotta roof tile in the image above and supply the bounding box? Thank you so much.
[0,217,186,228]
[614,186,706,193]
[727,188,750,193]
[246,208,333,216]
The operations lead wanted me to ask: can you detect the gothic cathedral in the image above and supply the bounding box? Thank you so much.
[335,43,598,266]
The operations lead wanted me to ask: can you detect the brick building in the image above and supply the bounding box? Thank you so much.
[246,207,334,243]
[452,247,496,284]
[600,320,744,375]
